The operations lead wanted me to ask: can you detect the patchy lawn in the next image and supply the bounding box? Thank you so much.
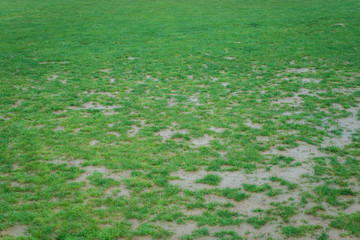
[0,0,359,239]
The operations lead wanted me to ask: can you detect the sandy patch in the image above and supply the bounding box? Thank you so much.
[189,95,201,106]
[12,100,22,108]
[107,131,120,137]
[156,128,189,142]
[210,126,226,133]
[69,101,122,110]
[53,125,64,132]
[190,134,214,147]
[321,106,359,148]
[156,221,198,240]
[89,140,99,146]
[302,78,322,83]
[104,185,131,197]
[70,166,131,186]
[1,225,28,237]
[332,23,345,27]
[271,95,303,107]
[245,119,262,129]
[46,157,85,167]
[128,120,147,137]
[285,68,316,73]
[53,110,67,115]
[48,75,58,81]
[264,143,328,162]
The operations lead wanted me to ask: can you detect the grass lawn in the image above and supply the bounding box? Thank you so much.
[1,0,359,239]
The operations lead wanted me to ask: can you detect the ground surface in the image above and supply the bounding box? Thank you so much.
[1,0,360,239]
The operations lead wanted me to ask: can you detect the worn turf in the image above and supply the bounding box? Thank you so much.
[1,0,359,239]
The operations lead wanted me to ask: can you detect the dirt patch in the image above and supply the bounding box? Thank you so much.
[69,102,122,112]
[44,157,85,167]
[53,110,67,115]
[171,169,264,190]
[79,90,117,98]
[156,221,198,240]
[168,98,177,107]
[156,129,175,141]
[285,68,316,73]
[256,136,269,142]
[190,134,214,147]
[189,95,201,106]
[12,100,22,108]
[263,143,328,162]
[271,95,303,107]
[206,224,283,240]
[170,161,318,192]
[104,185,131,197]
[107,131,120,137]
[0,115,11,120]
[302,78,322,83]
[210,127,226,133]
[70,166,131,186]
[244,119,262,129]
[73,128,82,133]
[128,120,147,137]
[1,224,28,237]
[156,127,189,142]
[48,75,58,81]
[129,219,142,230]
[89,140,99,146]
[53,125,64,132]
[321,106,359,148]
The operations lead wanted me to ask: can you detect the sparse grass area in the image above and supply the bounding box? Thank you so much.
[196,174,222,186]
[1,0,359,239]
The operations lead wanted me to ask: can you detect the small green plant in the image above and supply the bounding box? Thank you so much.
[222,188,249,201]
[181,228,210,240]
[282,225,322,237]
[214,230,243,239]
[87,171,119,188]
[196,174,222,186]
[243,183,271,192]
[270,176,297,190]
[330,213,360,237]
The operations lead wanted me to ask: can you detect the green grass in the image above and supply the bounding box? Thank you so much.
[330,213,360,237]
[1,0,359,239]
[195,174,222,185]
